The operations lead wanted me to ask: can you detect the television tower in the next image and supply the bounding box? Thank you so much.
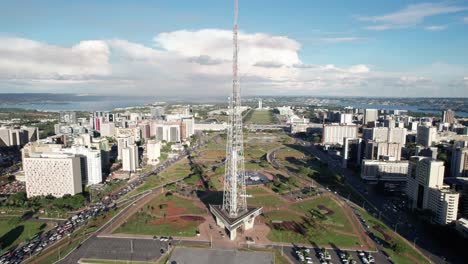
[222,0,247,218]
[210,0,262,240]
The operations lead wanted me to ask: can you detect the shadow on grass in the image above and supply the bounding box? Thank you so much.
[0,225,24,250]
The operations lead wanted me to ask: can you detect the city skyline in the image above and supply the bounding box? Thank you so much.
[1,0,468,97]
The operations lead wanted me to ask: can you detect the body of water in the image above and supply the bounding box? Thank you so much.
[1,99,467,117]
[0,98,155,112]
[332,102,468,117]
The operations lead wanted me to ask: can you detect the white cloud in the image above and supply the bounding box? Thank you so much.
[0,30,466,97]
[464,17,468,23]
[0,37,111,80]
[358,2,467,30]
[424,25,447,31]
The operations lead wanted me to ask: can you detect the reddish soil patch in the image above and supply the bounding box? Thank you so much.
[153,201,186,216]
[272,221,307,235]
[317,205,335,216]
[180,215,204,221]
[152,215,205,227]
[373,225,392,241]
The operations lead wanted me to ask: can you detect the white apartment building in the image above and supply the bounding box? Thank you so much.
[146,140,161,165]
[100,122,116,137]
[24,153,82,198]
[427,188,459,225]
[364,141,402,161]
[406,156,459,225]
[451,147,468,177]
[151,122,181,143]
[116,127,141,142]
[0,126,39,147]
[339,113,353,125]
[361,160,409,181]
[122,144,139,172]
[363,109,378,125]
[64,146,102,185]
[363,127,406,145]
[117,136,135,160]
[322,124,358,146]
[417,125,437,147]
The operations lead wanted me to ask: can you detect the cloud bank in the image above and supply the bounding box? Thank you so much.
[0,29,466,97]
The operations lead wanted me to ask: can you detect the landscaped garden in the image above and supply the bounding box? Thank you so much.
[113,193,206,237]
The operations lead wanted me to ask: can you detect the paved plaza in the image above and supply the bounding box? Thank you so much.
[169,247,274,264]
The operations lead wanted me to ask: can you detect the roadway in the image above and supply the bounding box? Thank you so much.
[293,137,456,264]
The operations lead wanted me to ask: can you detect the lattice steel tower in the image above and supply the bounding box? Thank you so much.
[222,0,247,218]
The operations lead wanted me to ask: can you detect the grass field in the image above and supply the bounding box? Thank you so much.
[263,210,303,222]
[267,222,360,248]
[114,194,206,237]
[124,159,192,198]
[0,218,50,254]
[246,110,276,124]
[265,196,361,248]
[246,186,270,195]
[247,194,285,208]
[290,196,353,233]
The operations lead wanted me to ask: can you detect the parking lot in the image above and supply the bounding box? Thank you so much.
[286,246,391,264]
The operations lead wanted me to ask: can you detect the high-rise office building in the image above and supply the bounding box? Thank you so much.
[24,153,83,198]
[322,124,358,146]
[361,160,409,181]
[442,109,456,124]
[363,109,378,125]
[117,136,135,160]
[342,137,362,168]
[340,113,353,125]
[406,157,459,225]
[64,146,102,186]
[451,147,468,177]
[417,125,437,147]
[122,144,139,172]
[364,141,402,161]
[0,126,39,147]
[146,140,161,165]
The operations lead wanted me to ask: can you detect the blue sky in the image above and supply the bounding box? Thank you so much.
[0,0,467,96]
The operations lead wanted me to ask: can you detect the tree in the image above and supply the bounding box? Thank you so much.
[7,191,27,207]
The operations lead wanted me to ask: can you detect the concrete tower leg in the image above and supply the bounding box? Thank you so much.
[244,218,254,230]
[229,228,237,240]
[215,216,225,228]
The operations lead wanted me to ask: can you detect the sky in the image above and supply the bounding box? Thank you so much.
[0,0,468,97]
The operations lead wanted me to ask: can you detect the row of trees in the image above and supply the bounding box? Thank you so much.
[3,192,87,211]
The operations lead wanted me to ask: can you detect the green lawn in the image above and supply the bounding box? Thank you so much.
[265,197,362,248]
[356,208,430,264]
[113,194,205,237]
[146,194,206,217]
[247,194,285,208]
[0,218,50,254]
[263,210,303,222]
[122,159,192,199]
[246,110,276,124]
[247,186,270,195]
[267,223,360,248]
[290,196,353,233]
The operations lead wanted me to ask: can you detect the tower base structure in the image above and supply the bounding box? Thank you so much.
[209,205,262,240]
